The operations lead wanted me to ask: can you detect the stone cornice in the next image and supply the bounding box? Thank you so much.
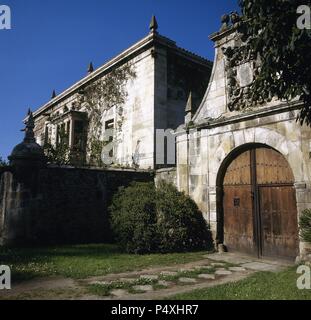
[32,32,212,120]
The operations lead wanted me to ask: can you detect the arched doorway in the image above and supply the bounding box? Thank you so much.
[218,145,299,259]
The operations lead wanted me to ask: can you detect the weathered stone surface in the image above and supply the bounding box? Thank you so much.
[241,262,283,272]
[211,262,226,267]
[133,285,154,292]
[229,267,247,272]
[215,270,232,276]
[178,277,197,283]
[157,280,172,287]
[197,274,216,280]
[194,265,212,270]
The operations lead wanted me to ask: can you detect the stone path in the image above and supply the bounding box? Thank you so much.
[0,252,293,300]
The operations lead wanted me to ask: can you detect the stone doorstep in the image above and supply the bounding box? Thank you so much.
[139,275,159,280]
[178,277,197,284]
[133,285,154,292]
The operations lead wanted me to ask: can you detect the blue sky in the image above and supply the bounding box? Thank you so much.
[0,0,239,159]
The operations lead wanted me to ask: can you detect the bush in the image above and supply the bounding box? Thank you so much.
[300,209,311,243]
[109,182,158,254]
[109,181,213,254]
[156,182,214,253]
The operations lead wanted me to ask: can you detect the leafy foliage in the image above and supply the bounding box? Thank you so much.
[299,209,311,243]
[110,181,213,254]
[109,182,158,254]
[44,127,71,165]
[80,63,136,166]
[156,182,214,253]
[238,0,311,125]
[0,156,8,167]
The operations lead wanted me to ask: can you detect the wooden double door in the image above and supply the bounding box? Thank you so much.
[222,147,299,259]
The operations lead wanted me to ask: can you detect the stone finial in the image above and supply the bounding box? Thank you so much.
[221,14,230,30]
[23,110,36,144]
[185,92,193,113]
[230,11,240,25]
[149,15,158,33]
[87,62,94,74]
[51,90,56,99]
[185,92,193,125]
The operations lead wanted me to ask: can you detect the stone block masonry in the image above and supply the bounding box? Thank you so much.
[0,167,153,246]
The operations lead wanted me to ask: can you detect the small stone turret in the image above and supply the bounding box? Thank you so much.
[9,110,46,177]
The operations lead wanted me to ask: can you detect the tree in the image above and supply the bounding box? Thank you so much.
[0,157,8,167]
[238,0,311,125]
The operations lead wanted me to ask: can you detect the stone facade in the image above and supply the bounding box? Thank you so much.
[32,18,212,170]
[175,20,311,261]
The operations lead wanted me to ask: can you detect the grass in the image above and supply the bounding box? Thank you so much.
[0,244,208,283]
[169,267,311,300]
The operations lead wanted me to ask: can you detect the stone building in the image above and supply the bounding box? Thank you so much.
[175,14,311,261]
[31,16,212,169]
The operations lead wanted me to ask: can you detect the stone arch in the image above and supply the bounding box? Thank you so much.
[215,141,300,258]
[212,128,304,186]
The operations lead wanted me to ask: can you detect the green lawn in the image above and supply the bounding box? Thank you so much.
[0,244,208,283]
[170,267,311,300]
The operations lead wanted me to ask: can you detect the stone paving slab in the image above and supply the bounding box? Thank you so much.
[241,262,285,272]
[197,274,216,280]
[158,280,172,287]
[194,265,212,270]
[211,262,226,267]
[178,277,197,284]
[229,267,247,272]
[205,253,252,264]
[133,285,154,292]
[215,270,233,275]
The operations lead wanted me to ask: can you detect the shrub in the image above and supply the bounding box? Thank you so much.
[300,209,311,243]
[109,181,213,254]
[156,182,214,253]
[110,182,158,254]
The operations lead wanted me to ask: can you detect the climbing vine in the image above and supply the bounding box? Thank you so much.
[79,63,136,167]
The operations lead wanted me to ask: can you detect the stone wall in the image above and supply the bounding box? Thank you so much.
[155,167,177,187]
[0,167,153,246]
